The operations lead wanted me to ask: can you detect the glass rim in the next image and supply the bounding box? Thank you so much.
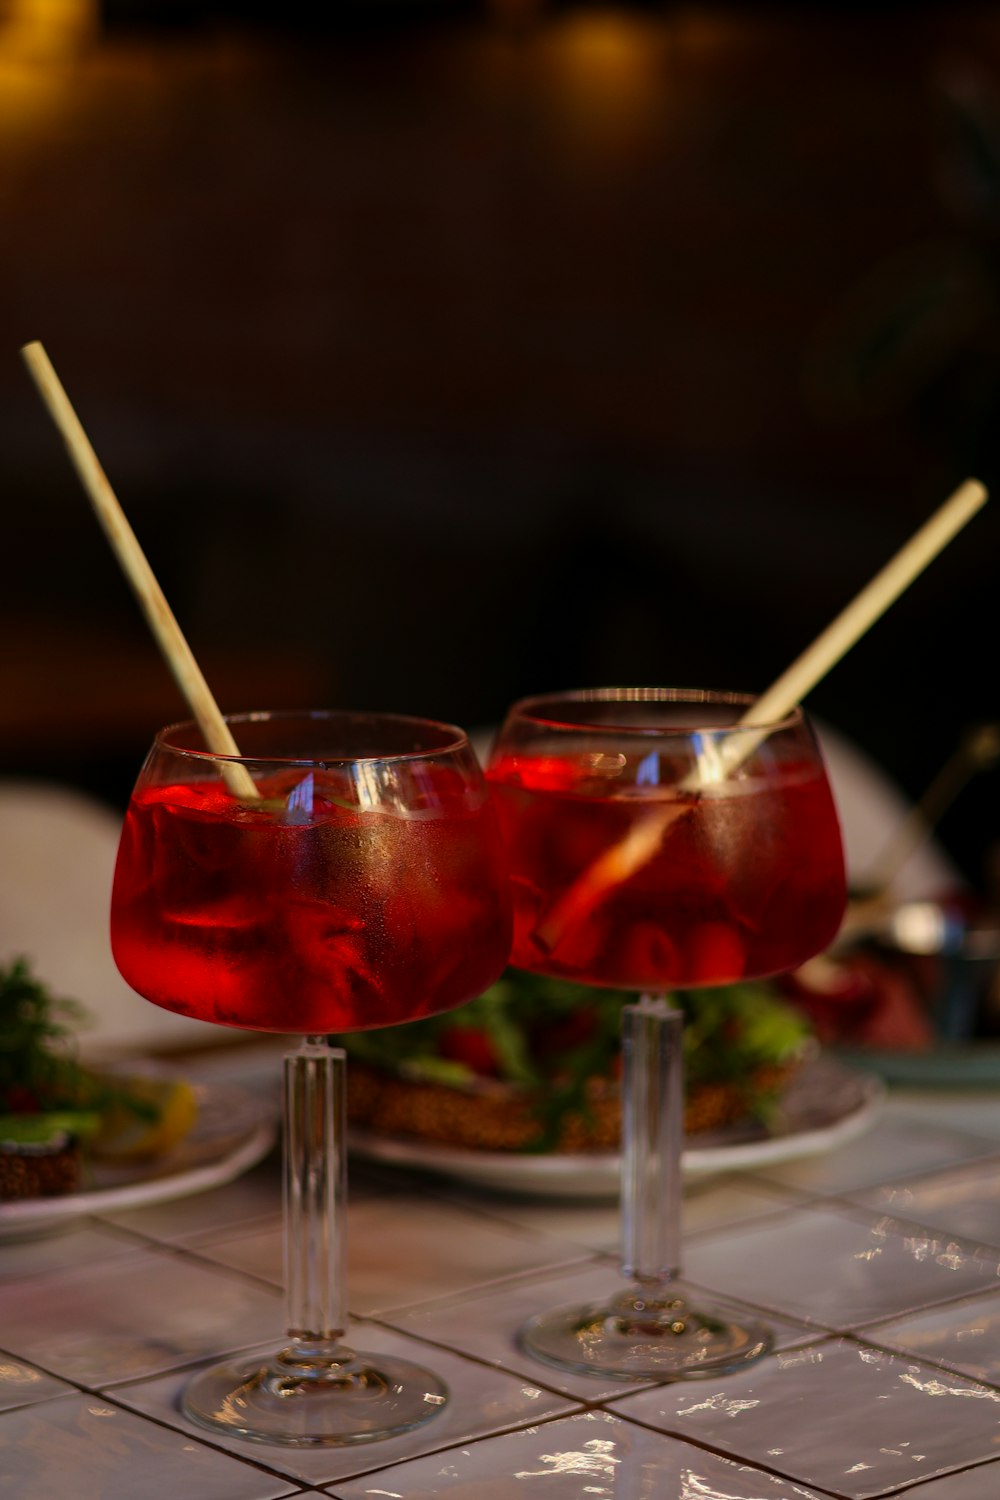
[503,687,806,736]
[153,708,471,767]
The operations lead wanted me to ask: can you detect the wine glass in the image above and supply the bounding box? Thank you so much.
[110,710,512,1445]
[486,687,846,1379]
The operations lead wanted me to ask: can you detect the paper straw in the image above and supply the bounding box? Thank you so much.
[534,478,988,949]
[744,478,987,728]
[21,341,258,800]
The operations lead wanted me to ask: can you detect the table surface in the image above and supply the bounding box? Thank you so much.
[3,1072,1000,1499]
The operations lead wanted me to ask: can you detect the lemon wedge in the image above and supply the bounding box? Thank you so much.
[91,1075,199,1162]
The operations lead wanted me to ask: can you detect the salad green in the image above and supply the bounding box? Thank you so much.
[0,958,161,1147]
[338,969,812,1152]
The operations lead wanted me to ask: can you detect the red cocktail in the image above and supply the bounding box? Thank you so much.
[487,688,846,1380]
[489,750,843,990]
[111,710,511,1446]
[113,767,508,1034]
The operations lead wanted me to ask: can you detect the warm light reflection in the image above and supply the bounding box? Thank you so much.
[0,0,98,61]
[680,1474,765,1500]
[515,1435,620,1480]
[0,0,98,133]
[776,1346,825,1369]
[677,1392,761,1417]
[900,1369,1000,1400]
[533,8,668,149]
[552,10,653,76]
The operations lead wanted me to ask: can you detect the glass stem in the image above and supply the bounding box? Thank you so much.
[283,1037,347,1353]
[620,995,683,1288]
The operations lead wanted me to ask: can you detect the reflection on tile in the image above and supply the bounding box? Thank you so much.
[856,1159,1000,1250]
[751,1116,998,1194]
[0,1249,283,1385]
[198,1193,570,1313]
[869,1288,1000,1385]
[332,1408,829,1498]
[0,1392,300,1499]
[0,1355,73,1411]
[687,1202,1000,1328]
[113,1322,579,1487]
[614,1337,1000,1500]
[388,1260,812,1402]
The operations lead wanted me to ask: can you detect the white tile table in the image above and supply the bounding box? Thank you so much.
[3,1086,1000,1497]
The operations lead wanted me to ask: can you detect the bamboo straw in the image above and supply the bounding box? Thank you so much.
[20,341,258,801]
[742,478,987,728]
[689,477,988,785]
[534,478,988,951]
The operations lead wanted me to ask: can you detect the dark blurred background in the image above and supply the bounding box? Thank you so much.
[2,0,999,888]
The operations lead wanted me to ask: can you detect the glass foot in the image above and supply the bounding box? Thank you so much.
[520,1280,772,1381]
[181,1340,448,1447]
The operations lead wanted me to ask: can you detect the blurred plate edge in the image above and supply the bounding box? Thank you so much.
[0,1079,276,1239]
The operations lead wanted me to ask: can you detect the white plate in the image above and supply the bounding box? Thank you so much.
[348,1054,885,1199]
[0,1079,276,1238]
